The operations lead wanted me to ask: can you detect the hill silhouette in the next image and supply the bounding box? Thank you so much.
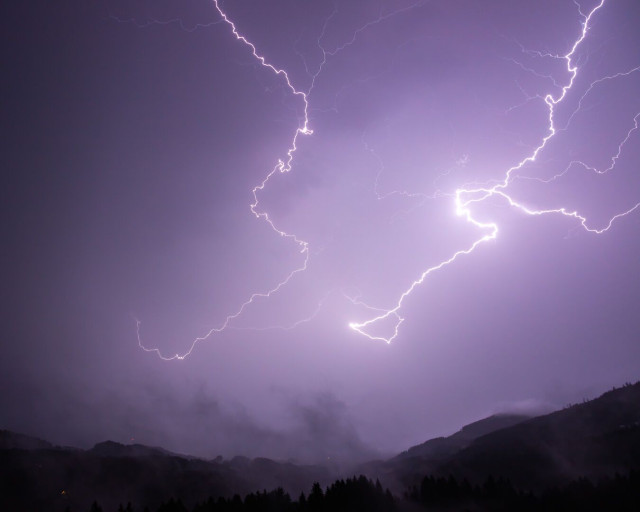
[0,429,54,450]
[439,382,640,489]
[0,432,331,512]
[2,381,640,510]
[395,413,530,461]
[364,381,640,492]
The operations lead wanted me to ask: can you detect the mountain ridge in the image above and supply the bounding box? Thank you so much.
[360,381,640,493]
[2,381,640,510]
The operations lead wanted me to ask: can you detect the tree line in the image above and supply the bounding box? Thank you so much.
[405,469,640,511]
[84,475,395,512]
[80,468,640,512]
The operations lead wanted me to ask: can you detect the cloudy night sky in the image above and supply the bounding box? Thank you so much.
[2,0,640,462]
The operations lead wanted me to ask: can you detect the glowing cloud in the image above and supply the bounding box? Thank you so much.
[349,0,640,342]
[137,0,640,357]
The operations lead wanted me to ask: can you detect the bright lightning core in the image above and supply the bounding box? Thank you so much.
[137,0,640,358]
[350,0,640,343]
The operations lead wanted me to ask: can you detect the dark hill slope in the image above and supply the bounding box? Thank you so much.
[0,439,331,512]
[0,429,53,450]
[361,382,640,492]
[360,414,530,491]
[396,413,529,461]
[440,382,640,489]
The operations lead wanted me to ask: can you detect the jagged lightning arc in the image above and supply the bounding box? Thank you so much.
[350,0,640,342]
[136,0,427,359]
[138,0,314,360]
[138,0,639,356]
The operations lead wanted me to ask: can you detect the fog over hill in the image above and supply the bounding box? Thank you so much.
[362,381,640,493]
[2,381,640,511]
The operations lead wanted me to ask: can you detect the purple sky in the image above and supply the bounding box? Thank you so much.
[2,0,640,462]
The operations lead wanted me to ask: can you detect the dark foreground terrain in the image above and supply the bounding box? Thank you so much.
[2,381,640,511]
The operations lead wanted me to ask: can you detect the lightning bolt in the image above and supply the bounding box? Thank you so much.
[108,13,222,32]
[137,0,639,356]
[137,0,429,359]
[349,0,640,343]
[138,0,313,360]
